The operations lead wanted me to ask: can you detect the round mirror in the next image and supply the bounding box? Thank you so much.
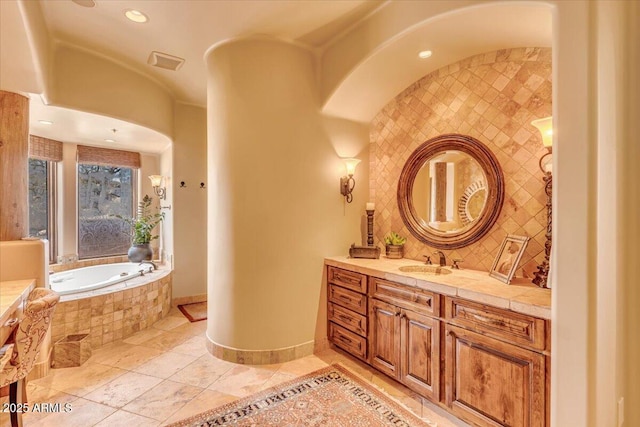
[398,134,504,249]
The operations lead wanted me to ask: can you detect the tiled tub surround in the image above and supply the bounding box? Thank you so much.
[325,255,550,319]
[370,47,552,278]
[51,268,172,351]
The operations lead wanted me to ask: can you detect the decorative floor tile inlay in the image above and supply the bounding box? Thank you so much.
[166,364,432,426]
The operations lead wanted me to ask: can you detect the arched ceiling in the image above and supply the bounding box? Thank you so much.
[29,95,171,154]
[1,0,552,149]
[322,2,553,122]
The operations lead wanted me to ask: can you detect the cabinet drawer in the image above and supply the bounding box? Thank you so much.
[329,322,367,361]
[328,302,367,336]
[329,284,367,315]
[328,266,367,293]
[444,297,546,351]
[0,310,19,346]
[370,278,439,317]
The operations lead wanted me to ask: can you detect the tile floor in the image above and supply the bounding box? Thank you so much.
[1,308,468,426]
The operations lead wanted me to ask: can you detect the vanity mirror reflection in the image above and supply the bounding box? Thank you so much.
[398,134,504,249]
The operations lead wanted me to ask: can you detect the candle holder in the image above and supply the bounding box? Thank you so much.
[348,207,380,259]
[366,209,374,246]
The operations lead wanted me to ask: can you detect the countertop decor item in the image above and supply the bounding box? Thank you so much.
[490,234,530,284]
[531,116,553,288]
[384,231,406,259]
[117,195,164,262]
[366,203,375,246]
[348,243,380,259]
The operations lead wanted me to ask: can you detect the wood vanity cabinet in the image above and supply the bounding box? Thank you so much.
[327,266,368,362]
[443,297,548,427]
[445,324,545,427]
[368,278,440,400]
[325,265,550,427]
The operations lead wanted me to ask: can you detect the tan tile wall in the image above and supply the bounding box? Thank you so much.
[370,47,552,278]
[206,339,315,365]
[51,272,173,350]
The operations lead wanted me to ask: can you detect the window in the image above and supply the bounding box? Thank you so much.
[28,158,57,262]
[77,165,136,259]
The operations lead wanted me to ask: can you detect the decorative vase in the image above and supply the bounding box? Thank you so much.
[128,243,153,262]
[385,244,404,259]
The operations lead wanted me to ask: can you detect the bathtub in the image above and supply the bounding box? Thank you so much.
[50,262,153,295]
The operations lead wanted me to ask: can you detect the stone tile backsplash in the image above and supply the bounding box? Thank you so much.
[370,47,552,279]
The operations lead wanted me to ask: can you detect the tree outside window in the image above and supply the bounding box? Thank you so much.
[77,164,134,259]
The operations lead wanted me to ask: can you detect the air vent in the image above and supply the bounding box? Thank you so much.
[147,51,185,71]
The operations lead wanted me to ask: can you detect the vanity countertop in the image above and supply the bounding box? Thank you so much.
[0,279,37,346]
[325,256,551,319]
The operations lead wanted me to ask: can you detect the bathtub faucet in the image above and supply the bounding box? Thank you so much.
[139,260,157,271]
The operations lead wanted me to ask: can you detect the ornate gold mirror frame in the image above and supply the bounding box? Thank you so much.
[397,134,505,249]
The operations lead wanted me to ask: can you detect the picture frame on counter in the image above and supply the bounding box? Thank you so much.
[489,234,530,284]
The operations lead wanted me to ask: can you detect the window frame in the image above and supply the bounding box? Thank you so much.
[27,158,58,264]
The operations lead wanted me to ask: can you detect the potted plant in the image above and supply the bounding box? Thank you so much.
[384,231,406,259]
[117,195,164,262]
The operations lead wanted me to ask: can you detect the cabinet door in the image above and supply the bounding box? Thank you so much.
[400,310,439,401]
[369,299,400,378]
[445,324,546,427]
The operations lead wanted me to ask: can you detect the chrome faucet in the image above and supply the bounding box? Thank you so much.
[433,250,446,267]
[139,260,157,271]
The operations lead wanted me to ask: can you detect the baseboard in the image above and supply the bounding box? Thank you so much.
[313,337,330,352]
[206,338,315,365]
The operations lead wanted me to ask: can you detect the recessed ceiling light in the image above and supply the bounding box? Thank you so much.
[72,0,96,7]
[39,120,53,125]
[124,9,148,23]
[105,139,116,143]
[418,50,433,59]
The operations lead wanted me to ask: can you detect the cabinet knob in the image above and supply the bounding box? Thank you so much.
[4,318,18,328]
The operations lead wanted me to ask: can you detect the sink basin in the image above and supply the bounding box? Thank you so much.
[398,265,452,275]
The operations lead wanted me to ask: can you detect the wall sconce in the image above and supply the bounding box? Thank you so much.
[340,158,361,203]
[148,175,166,200]
[531,116,552,288]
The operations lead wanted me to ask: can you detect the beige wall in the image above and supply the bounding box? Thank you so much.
[551,2,592,425]
[0,240,48,287]
[171,103,207,298]
[206,38,369,351]
[622,2,640,425]
[593,2,640,426]
[50,44,174,140]
[370,48,551,276]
